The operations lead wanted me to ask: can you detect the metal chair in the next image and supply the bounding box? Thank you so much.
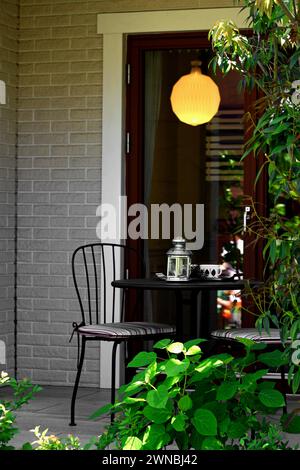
[211,328,287,413]
[69,242,175,426]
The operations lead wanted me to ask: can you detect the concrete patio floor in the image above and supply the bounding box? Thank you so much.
[2,385,300,449]
[0,385,110,448]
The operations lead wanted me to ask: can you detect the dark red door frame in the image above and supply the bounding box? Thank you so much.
[242,87,268,326]
[125,32,213,278]
[125,31,267,327]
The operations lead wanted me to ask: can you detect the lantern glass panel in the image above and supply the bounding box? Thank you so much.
[166,238,192,280]
[167,255,190,279]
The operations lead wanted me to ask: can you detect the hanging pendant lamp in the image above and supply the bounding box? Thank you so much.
[170,60,221,126]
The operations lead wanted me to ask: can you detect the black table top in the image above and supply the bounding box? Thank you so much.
[112,277,262,291]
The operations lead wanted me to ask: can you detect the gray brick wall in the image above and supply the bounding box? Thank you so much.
[0,0,18,376]
[18,0,103,386]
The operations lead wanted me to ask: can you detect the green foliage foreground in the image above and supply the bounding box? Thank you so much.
[2,339,300,450]
[92,338,298,450]
[209,0,300,390]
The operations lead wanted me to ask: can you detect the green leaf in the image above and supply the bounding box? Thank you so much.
[184,338,206,350]
[190,431,203,450]
[216,382,237,401]
[165,358,190,377]
[269,144,288,156]
[89,402,112,419]
[269,114,287,126]
[264,123,289,135]
[171,414,186,432]
[178,394,193,411]
[219,416,230,435]
[123,396,146,404]
[166,342,184,354]
[146,385,168,409]
[143,405,171,424]
[201,437,223,450]
[21,442,33,450]
[127,351,157,368]
[202,401,227,422]
[258,389,285,408]
[194,355,232,375]
[227,420,248,439]
[162,376,180,389]
[270,239,277,265]
[121,380,144,396]
[236,337,266,350]
[290,320,300,340]
[287,134,295,147]
[234,337,256,348]
[292,368,300,394]
[242,369,269,390]
[123,436,143,450]
[142,424,169,450]
[290,49,300,68]
[145,361,157,384]
[258,381,276,390]
[282,414,300,434]
[153,339,172,349]
[186,345,201,356]
[254,159,269,186]
[192,408,217,436]
[258,350,288,368]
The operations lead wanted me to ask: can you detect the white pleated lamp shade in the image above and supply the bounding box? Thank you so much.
[170,62,221,126]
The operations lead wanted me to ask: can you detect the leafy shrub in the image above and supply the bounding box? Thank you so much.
[0,371,94,450]
[92,338,293,450]
[28,426,91,450]
[1,338,298,451]
[0,371,41,450]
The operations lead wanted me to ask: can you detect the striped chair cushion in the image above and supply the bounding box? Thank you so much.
[78,322,176,339]
[211,328,281,344]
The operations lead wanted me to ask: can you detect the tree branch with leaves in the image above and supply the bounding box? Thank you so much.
[210,0,300,392]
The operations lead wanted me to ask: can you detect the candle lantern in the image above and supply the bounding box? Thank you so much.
[167,238,192,281]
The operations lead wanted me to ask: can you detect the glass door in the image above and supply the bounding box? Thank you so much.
[126,33,266,338]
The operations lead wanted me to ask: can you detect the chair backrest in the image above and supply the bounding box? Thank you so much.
[72,243,140,325]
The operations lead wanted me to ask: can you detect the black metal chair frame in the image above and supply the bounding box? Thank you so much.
[69,242,175,426]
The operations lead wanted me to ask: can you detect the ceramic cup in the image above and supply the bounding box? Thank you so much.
[199,264,222,280]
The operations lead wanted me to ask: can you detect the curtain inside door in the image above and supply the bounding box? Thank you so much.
[143,51,162,322]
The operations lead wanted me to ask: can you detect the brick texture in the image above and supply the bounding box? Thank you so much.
[0,0,18,376]
[18,0,103,387]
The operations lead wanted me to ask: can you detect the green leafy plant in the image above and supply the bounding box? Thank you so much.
[0,371,42,450]
[91,338,293,450]
[0,371,97,450]
[209,0,300,391]
[238,421,293,450]
[28,426,93,450]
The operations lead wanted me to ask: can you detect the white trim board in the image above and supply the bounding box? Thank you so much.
[97,7,248,388]
[97,8,248,34]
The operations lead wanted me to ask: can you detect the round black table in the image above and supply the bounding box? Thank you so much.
[112,278,261,340]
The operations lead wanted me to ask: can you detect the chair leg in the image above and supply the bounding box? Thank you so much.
[280,364,288,415]
[70,336,86,426]
[111,341,120,424]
